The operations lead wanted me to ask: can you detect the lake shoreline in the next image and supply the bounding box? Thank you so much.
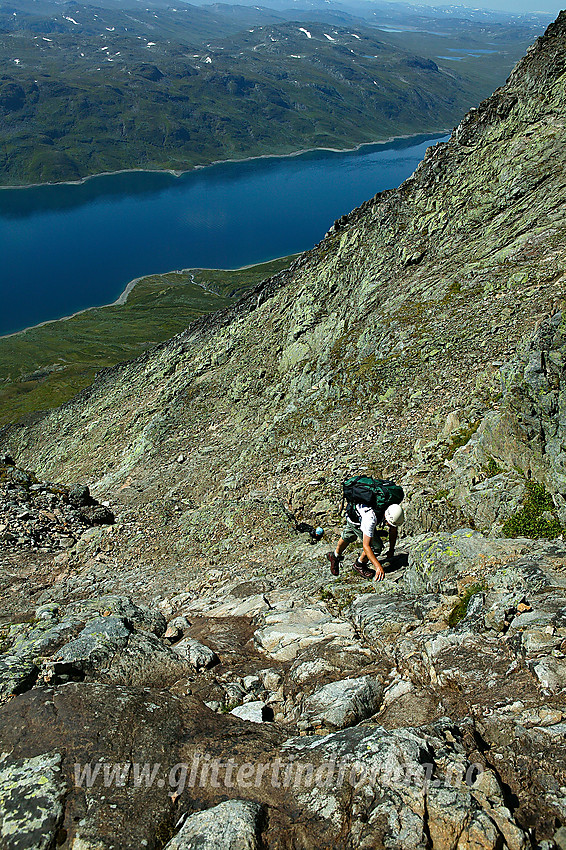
[0,132,449,338]
[0,130,451,192]
[0,255,300,341]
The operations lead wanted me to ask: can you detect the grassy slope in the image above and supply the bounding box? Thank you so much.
[0,255,297,427]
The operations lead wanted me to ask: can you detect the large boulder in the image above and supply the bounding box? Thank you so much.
[164,799,264,849]
[403,531,519,595]
[64,595,167,636]
[43,615,131,680]
[0,683,283,850]
[303,675,383,730]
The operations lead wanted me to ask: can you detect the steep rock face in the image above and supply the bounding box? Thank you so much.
[1,20,564,579]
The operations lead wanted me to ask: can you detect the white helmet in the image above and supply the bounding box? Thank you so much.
[384,504,405,527]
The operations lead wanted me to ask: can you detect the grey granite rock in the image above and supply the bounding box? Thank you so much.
[230,701,269,723]
[283,721,529,850]
[171,636,219,671]
[164,800,263,850]
[349,592,420,648]
[303,675,383,729]
[253,604,355,662]
[164,616,192,641]
[530,656,566,692]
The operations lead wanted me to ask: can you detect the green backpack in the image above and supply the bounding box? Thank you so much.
[341,475,404,519]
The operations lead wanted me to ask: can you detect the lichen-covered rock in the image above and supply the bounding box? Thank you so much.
[0,655,38,699]
[455,472,527,536]
[164,800,264,850]
[479,310,566,519]
[403,531,510,595]
[68,485,92,507]
[11,619,84,660]
[0,752,66,849]
[43,616,131,679]
[64,595,167,636]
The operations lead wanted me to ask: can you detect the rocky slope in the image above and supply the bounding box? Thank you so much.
[0,11,566,850]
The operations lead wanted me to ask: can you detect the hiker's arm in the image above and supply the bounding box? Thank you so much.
[363,534,385,581]
[386,525,398,558]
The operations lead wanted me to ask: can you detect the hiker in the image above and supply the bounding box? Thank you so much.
[327,477,405,581]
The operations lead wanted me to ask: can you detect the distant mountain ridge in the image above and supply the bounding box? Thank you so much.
[0,0,539,184]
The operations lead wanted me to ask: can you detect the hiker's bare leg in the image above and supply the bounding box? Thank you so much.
[335,537,348,556]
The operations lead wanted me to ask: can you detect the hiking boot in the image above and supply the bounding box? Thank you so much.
[327,552,343,576]
[353,559,375,579]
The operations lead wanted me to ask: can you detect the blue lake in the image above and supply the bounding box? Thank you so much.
[0,133,448,336]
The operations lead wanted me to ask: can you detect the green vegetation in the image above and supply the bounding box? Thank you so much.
[443,421,481,460]
[0,2,539,185]
[483,457,503,478]
[448,582,487,627]
[0,255,297,427]
[502,481,563,539]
